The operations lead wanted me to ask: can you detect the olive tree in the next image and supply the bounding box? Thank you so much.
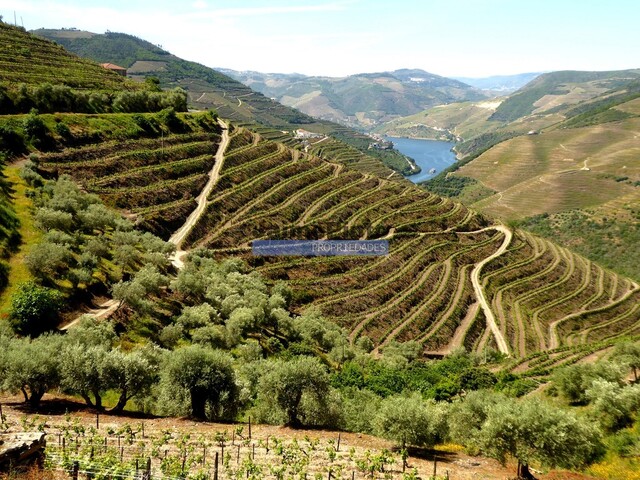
[2,334,64,407]
[104,346,163,413]
[611,342,640,382]
[585,379,640,431]
[448,390,506,452]
[256,356,330,427]
[161,345,237,420]
[553,362,625,404]
[476,398,604,479]
[373,393,448,449]
[59,343,109,409]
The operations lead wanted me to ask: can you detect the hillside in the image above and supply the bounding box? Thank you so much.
[415,73,640,280]
[1,22,640,480]
[31,28,419,176]
[30,121,640,359]
[489,69,640,123]
[454,117,640,279]
[0,23,131,90]
[1,24,635,359]
[378,69,640,145]
[218,67,487,130]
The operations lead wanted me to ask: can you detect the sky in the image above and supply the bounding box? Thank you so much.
[2,0,639,78]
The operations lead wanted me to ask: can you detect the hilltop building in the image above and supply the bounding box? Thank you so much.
[100,63,127,76]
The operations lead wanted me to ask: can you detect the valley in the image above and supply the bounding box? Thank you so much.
[0,15,639,480]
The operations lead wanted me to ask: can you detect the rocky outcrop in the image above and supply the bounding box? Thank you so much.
[0,432,46,471]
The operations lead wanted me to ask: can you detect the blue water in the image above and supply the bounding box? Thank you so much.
[388,137,457,183]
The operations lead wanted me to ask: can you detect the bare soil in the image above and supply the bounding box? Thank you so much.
[0,394,598,480]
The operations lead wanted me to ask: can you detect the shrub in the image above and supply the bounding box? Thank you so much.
[9,281,64,336]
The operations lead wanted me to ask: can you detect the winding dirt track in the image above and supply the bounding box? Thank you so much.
[169,119,229,268]
[64,126,513,358]
[468,225,512,355]
[62,120,229,330]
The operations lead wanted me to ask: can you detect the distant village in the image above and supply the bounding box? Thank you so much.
[367,133,394,150]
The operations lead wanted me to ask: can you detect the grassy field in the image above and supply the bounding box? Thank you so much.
[0,165,41,315]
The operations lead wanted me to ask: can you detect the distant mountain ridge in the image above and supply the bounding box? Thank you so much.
[218,67,487,130]
[452,72,543,93]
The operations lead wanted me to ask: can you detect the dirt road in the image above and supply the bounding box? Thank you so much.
[169,118,229,268]
[469,225,512,355]
[61,120,229,329]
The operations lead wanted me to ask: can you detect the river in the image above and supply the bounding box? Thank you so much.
[387,137,457,183]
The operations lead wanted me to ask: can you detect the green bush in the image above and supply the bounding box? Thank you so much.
[9,281,64,336]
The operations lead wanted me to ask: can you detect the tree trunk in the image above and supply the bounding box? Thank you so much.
[286,392,303,428]
[111,390,128,413]
[517,461,535,479]
[29,389,45,408]
[21,387,29,403]
[190,388,207,419]
[81,393,94,407]
[93,391,103,411]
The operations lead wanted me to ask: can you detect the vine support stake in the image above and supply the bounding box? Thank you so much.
[236,444,240,465]
[214,452,219,480]
[248,416,251,440]
[351,472,355,480]
[336,433,341,452]
[203,445,207,466]
[96,411,99,430]
[433,455,437,478]
[71,460,79,480]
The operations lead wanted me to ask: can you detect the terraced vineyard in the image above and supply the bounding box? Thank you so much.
[0,23,131,89]
[36,124,640,357]
[38,130,222,239]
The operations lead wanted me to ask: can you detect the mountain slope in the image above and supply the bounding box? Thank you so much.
[32,28,418,176]
[488,69,640,123]
[2,24,637,360]
[0,24,130,89]
[218,67,487,130]
[452,73,543,93]
[32,122,640,358]
[413,72,640,280]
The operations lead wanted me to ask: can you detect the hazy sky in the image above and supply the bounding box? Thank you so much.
[2,0,639,78]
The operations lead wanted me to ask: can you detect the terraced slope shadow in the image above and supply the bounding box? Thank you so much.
[40,125,640,358]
